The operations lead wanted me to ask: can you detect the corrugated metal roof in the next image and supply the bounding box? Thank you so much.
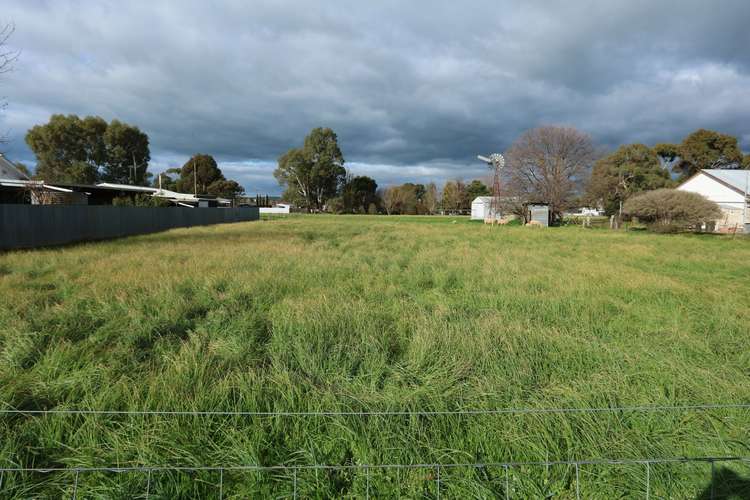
[0,154,28,180]
[95,182,158,193]
[702,169,750,194]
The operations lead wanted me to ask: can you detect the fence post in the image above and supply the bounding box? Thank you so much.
[436,465,441,500]
[218,468,223,500]
[645,462,650,500]
[293,468,297,499]
[575,463,580,500]
[505,465,510,499]
[365,465,369,500]
[72,470,79,500]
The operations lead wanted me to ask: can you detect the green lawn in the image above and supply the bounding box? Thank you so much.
[1,215,749,498]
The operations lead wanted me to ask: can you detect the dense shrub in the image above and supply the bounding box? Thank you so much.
[112,194,173,207]
[623,188,721,232]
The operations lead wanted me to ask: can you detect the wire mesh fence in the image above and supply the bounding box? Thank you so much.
[1,457,749,499]
[2,404,750,497]
[2,402,749,417]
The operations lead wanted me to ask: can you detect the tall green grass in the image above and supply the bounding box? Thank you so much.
[1,215,749,498]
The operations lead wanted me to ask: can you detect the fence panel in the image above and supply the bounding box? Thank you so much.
[0,205,259,250]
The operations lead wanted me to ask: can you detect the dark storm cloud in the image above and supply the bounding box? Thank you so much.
[1,0,749,193]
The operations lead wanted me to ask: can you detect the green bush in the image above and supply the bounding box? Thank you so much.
[623,188,721,232]
[111,195,134,206]
[135,194,172,207]
[112,194,174,207]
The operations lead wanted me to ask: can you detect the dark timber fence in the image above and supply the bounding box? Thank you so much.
[0,204,259,250]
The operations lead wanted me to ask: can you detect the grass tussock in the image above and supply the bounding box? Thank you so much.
[1,215,749,497]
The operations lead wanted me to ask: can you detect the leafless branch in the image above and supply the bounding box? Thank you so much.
[0,22,18,75]
[0,22,18,146]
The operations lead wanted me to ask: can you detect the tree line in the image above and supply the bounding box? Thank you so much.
[380,180,491,215]
[275,126,749,221]
[18,117,749,216]
[273,127,494,214]
[20,114,244,198]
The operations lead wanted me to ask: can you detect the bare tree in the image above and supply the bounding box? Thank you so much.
[423,182,438,214]
[382,186,398,215]
[0,22,18,145]
[504,126,598,224]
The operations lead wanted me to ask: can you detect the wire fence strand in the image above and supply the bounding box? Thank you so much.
[2,456,748,473]
[1,402,749,418]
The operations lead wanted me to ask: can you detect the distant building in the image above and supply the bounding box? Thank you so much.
[527,203,550,227]
[565,207,603,217]
[677,169,749,233]
[471,196,500,220]
[1,179,231,207]
[0,154,236,207]
[260,203,291,215]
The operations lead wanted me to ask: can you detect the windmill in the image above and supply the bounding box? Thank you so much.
[477,153,505,221]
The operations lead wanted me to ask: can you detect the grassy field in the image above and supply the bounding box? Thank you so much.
[1,215,749,498]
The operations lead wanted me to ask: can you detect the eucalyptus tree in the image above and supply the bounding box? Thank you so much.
[587,144,671,215]
[274,127,345,212]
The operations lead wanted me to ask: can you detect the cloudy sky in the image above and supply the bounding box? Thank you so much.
[1,1,749,194]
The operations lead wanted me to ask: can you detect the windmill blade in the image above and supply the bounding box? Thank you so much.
[477,155,492,163]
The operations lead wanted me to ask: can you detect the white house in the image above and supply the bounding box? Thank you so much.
[471,196,500,220]
[677,169,749,233]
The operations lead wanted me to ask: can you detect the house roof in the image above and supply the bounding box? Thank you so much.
[96,182,158,193]
[0,179,74,192]
[701,169,750,195]
[0,154,29,180]
[472,196,495,203]
[0,178,231,205]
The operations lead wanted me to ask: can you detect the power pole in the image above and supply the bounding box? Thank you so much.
[744,171,748,234]
[193,157,197,196]
[131,152,138,185]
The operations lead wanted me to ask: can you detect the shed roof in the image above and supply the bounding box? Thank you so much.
[472,196,494,203]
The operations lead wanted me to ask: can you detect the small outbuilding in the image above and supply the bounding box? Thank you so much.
[471,196,500,220]
[527,204,550,227]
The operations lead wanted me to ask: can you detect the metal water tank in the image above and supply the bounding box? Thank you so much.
[528,204,549,227]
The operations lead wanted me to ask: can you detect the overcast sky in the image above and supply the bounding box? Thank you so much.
[1,1,749,194]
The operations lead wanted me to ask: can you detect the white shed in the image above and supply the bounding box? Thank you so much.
[677,169,749,232]
[260,203,291,215]
[471,196,500,220]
